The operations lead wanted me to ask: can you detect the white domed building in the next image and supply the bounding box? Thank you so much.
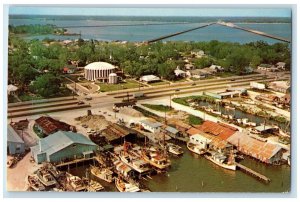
[84,62,116,82]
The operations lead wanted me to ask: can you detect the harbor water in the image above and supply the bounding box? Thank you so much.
[69,144,290,192]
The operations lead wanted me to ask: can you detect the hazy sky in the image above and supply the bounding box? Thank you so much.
[9,6,291,17]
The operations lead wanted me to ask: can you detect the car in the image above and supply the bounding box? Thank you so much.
[230,79,235,81]
[85,97,92,101]
[191,83,196,86]
[175,89,180,92]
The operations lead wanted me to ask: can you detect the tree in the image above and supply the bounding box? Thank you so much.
[30,73,62,97]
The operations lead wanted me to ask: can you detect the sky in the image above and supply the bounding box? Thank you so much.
[9,6,291,17]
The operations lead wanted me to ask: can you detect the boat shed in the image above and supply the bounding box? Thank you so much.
[195,121,238,140]
[227,131,285,164]
[7,124,25,155]
[139,119,163,133]
[101,123,139,144]
[34,116,74,136]
[30,131,98,164]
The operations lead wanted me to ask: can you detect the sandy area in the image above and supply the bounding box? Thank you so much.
[6,153,42,191]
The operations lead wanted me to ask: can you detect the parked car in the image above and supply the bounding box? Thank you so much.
[85,97,92,101]
[77,101,84,105]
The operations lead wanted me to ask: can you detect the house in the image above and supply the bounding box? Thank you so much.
[174,68,186,77]
[7,84,18,96]
[189,134,212,150]
[30,131,98,164]
[186,69,212,79]
[139,119,163,133]
[63,65,76,74]
[209,64,224,72]
[7,124,25,155]
[227,131,285,164]
[257,64,276,71]
[268,81,290,93]
[276,62,286,70]
[34,116,74,136]
[161,125,180,138]
[140,75,160,83]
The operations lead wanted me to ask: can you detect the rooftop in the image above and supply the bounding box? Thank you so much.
[140,119,163,128]
[7,124,24,144]
[35,116,71,135]
[84,62,116,70]
[195,121,238,140]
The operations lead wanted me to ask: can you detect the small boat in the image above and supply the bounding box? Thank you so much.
[204,151,236,171]
[187,142,206,155]
[36,169,57,187]
[160,142,184,156]
[141,149,171,170]
[65,172,86,192]
[86,180,104,192]
[90,166,114,183]
[46,163,62,179]
[115,178,140,192]
[27,175,46,191]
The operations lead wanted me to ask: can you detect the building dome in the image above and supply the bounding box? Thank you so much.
[84,62,116,82]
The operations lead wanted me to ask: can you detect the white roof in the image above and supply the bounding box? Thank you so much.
[7,84,18,92]
[84,62,116,70]
[140,75,160,82]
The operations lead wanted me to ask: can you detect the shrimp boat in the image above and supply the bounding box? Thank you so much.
[86,180,104,192]
[65,172,87,192]
[141,148,171,170]
[27,175,46,191]
[115,178,140,192]
[187,142,207,155]
[120,142,151,174]
[204,150,236,171]
[90,165,114,183]
[46,163,62,179]
[159,142,184,156]
[36,168,57,187]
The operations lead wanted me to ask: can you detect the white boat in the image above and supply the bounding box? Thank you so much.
[115,178,140,192]
[86,180,104,192]
[65,172,86,192]
[187,142,206,155]
[141,149,171,170]
[90,166,113,183]
[204,151,236,171]
[27,175,46,191]
[160,142,184,156]
[36,169,57,187]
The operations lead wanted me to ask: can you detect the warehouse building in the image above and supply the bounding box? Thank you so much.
[7,124,25,155]
[84,62,116,82]
[35,116,74,136]
[30,131,98,164]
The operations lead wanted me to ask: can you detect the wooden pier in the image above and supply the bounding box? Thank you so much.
[235,162,271,183]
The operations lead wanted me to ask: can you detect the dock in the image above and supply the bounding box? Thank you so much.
[235,162,271,183]
[56,157,96,170]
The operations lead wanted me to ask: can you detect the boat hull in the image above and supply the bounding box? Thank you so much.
[90,166,113,183]
[204,155,236,171]
[187,142,206,155]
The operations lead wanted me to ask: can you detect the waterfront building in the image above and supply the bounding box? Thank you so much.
[189,134,212,150]
[30,131,98,164]
[195,121,238,140]
[84,62,116,82]
[227,131,285,164]
[35,116,74,136]
[139,119,163,133]
[101,123,139,144]
[7,124,25,155]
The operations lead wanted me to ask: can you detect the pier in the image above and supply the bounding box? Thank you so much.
[55,157,96,170]
[235,162,271,183]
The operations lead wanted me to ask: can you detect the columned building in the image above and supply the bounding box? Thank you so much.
[84,62,116,82]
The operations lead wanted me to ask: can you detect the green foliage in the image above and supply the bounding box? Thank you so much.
[9,24,64,35]
[30,73,62,97]
[142,104,173,112]
[187,114,204,125]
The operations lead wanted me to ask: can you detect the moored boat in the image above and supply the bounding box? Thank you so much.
[86,180,104,192]
[46,163,62,179]
[187,142,206,155]
[141,149,171,170]
[204,151,236,171]
[115,178,140,192]
[36,168,57,187]
[65,172,87,192]
[160,142,184,156]
[90,165,114,183]
[27,175,46,191]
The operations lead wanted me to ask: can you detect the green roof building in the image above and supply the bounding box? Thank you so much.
[31,131,98,164]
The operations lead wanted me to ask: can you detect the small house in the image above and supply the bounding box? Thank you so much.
[139,119,163,133]
[7,125,25,155]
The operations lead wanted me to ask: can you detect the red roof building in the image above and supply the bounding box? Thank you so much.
[194,121,238,140]
[35,116,72,136]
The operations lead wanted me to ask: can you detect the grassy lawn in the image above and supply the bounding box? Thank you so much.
[19,93,44,102]
[173,78,188,83]
[98,80,142,92]
[172,95,217,106]
[150,81,171,86]
[187,114,204,125]
[142,104,173,112]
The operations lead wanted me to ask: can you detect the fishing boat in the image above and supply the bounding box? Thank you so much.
[90,165,114,183]
[186,142,207,155]
[120,142,151,174]
[27,175,46,191]
[36,168,57,187]
[46,163,62,179]
[225,105,235,110]
[159,142,184,156]
[115,178,140,192]
[141,149,171,170]
[204,150,236,171]
[86,180,104,192]
[65,172,87,192]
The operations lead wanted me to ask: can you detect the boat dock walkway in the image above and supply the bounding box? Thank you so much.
[55,157,96,169]
[235,162,271,183]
